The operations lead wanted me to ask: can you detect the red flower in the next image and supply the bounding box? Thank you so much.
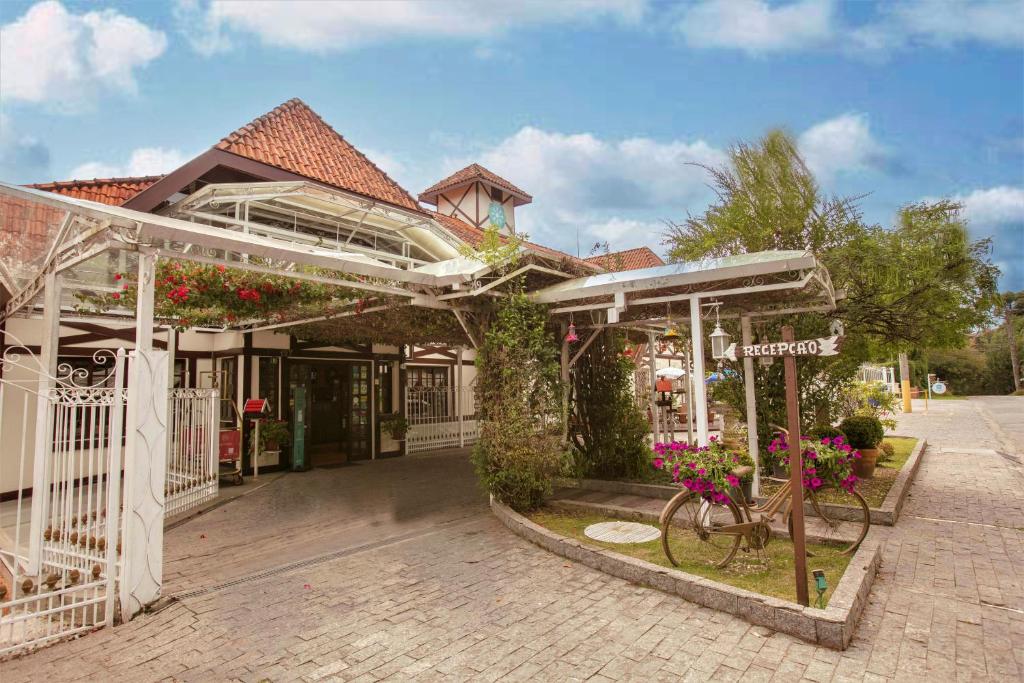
[112,293,120,300]
[216,264,226,273]
[113,273,122,281]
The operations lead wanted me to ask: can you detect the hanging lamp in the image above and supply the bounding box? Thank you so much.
[709,303,731,360]
[565,313,579,343]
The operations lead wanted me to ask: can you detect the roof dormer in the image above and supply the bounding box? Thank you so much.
[419,163,531,236]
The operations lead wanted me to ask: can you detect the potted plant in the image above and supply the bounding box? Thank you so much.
[258,419,290,451]
[381,414,409,441]
[839,415,884,478]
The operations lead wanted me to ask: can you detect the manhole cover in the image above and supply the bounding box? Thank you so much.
[584,521,660,544]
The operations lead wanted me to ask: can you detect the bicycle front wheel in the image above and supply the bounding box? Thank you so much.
[787,485,870,557]
[660,490,743,569]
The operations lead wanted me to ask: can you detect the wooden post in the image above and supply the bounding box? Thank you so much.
[561,323,570,443]
[782,325,809,607]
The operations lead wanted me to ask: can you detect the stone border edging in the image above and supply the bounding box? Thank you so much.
[491,496,882,650]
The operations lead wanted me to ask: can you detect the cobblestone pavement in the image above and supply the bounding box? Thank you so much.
[4,398,1022,681]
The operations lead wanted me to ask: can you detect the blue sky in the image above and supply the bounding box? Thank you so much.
[2,0,1022,288]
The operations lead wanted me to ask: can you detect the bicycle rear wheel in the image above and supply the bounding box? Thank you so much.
[787,485,870,557]
[660,490,743,569]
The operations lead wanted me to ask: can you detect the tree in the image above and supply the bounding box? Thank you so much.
[998,291,1023,391]
[665,129,999,435]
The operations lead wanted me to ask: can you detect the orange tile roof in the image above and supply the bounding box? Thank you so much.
[585,246,664,272]
[429,211,595,270]
[216,98,419,212]
[419,163,532,205]
[27,176,163,206]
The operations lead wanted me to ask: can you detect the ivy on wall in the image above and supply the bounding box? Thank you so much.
[471,287,566,512]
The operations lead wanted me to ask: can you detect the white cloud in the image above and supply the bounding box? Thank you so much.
[69,147,190,180]
[177,0,644,54]
[0,1,166,110]
[362,149,407,181]
[797,112,888,182]
[675,0,835,53]
[954,186,1024,227]
[874,0,1024,50]
[0,114,51,181]
[439,126,725,253]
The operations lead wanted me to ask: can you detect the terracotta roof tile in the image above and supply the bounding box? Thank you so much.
[584,246,664,272]
[419,163,532,205]
[27,176,163,206]
[216,98,420,211]
[429,211,595,270]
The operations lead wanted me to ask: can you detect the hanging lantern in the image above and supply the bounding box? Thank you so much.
[661,324,681,342]
[710,321,731,360]
[565,322,579,343]
[623,344,634,358]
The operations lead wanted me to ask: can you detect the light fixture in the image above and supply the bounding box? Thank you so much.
[812,569,828,608]
[661,303,681,342]
[709,303,731,360]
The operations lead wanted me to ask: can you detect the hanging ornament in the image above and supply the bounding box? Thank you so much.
[565,322,579,343]
[623,343,634,358]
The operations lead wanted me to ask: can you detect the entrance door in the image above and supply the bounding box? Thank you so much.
[289,361,370,466]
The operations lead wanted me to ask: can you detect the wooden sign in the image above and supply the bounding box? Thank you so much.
[722,335,843,362]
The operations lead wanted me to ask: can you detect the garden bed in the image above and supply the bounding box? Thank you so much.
[492,497,882,649]
[758,436,925,526]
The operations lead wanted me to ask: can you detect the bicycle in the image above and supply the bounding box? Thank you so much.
[658,457,870,570]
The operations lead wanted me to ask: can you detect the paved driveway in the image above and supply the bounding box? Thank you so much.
[4,398,1023,681]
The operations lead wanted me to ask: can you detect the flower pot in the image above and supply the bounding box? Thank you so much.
[853,447,879,478]
[740,479,753,505]
[771,463,788,478]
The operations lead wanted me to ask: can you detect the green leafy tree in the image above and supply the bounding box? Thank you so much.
[665,129,998,440]
[997,291,1023,391]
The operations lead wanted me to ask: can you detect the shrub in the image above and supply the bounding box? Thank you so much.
[808,424,845,441]
[839,415,884,449]
[471,291,566,512]
[879,440,895,462]
[570,330,649,480]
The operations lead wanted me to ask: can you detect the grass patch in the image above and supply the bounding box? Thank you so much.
[760,436,918,508]
[529,508,851,607]
[928,393,966,400]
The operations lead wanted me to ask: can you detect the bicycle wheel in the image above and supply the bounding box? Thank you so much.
[660,489,743,569]
[787,485,870,557]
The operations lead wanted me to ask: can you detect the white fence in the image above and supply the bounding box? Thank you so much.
[1,346,126,657]
[165,389,219,518]
[406,385,478,453]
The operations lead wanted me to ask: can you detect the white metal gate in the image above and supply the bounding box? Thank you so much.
[0,343,125,657]
[406,385,478,452]
[165,388,219,518]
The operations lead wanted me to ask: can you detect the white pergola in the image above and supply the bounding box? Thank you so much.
[532,251,838,495]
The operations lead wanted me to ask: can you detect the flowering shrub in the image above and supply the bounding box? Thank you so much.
[652,438,745,504]
[768,433,860,493]
[76,261,358,329]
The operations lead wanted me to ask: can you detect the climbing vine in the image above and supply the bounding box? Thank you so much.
[471,288,566,512]
[569,330,649,479]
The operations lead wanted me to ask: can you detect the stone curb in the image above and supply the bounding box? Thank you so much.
[491,495,882,650]
[558,436,927,527]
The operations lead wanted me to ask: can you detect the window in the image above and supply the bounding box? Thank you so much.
[258,356,280,418]
[376,361,393,414]
[173,358,188,388]
[407,366,448,389]
[217,357,237,424]
[407,366,450,421]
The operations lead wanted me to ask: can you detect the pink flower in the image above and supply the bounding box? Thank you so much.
[652,458,664,469]
[821,437,831,445]
[726,474,740,487]
[810,477,822,488]
[697,468,706,476]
